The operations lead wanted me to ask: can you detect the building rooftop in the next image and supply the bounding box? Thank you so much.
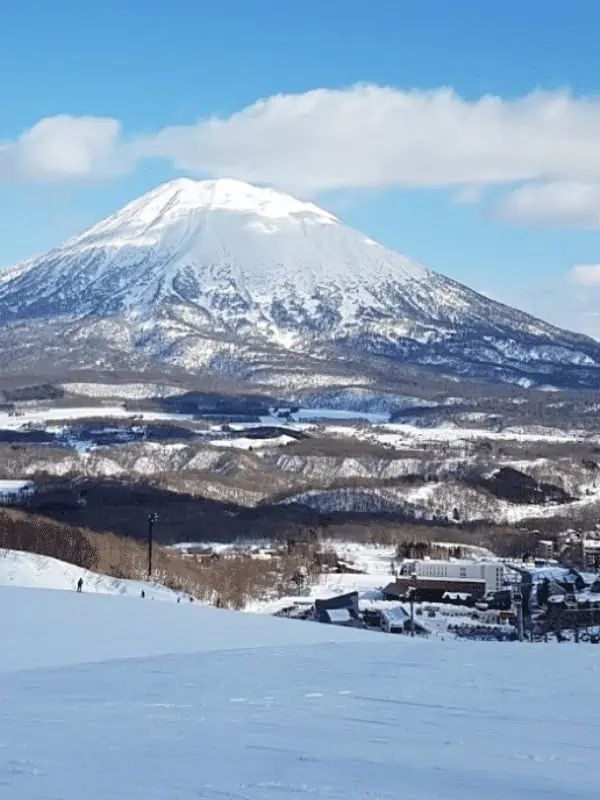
[411,559,500,567]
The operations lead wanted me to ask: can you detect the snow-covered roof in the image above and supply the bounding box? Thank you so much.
[0,480,35,494]
[380,605,409,624]
[326,608,353,623]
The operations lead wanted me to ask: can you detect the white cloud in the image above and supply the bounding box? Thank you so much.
[496,181,600,228]
[453,185,484,205]
[6,86,600,209]
[141,85,600,193]
[568,264,600,285]
[0,115,127,181]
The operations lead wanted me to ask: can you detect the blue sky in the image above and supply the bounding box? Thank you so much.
[2,0,600,334]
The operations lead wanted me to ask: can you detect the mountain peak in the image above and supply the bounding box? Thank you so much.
[137,177,339,223]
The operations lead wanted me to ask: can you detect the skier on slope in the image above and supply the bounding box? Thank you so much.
[76,577,83,593]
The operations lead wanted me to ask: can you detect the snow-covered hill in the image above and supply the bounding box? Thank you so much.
[1,177,600,388]
[0,548,184,600]
[2,581,597,798]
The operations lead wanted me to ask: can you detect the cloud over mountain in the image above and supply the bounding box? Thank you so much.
[3,85,600,230]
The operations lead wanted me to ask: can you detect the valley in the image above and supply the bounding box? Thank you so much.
[1,380,600,552]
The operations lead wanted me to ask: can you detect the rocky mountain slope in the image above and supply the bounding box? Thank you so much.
[1,177,599,389]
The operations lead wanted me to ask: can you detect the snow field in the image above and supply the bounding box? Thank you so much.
[0,401,590,449]
[0,405,196,430]
[60,381,188,399]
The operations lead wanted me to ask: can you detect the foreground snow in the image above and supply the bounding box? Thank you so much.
[1,585,597,799]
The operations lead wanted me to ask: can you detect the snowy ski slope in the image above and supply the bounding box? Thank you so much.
[0,549,183,600]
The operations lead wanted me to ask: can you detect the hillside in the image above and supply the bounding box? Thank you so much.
[0,548,182,600]
[0,508,343,609]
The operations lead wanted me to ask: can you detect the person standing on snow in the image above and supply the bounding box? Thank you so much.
[77,577,83,593]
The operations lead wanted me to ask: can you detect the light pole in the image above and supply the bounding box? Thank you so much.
[512,587,524,642]
[409,574,418,637]
[147,512,159,580]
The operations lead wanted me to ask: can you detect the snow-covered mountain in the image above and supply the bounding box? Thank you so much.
[1,176,599,389]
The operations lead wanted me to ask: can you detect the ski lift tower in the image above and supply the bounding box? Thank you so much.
[147,512,159,579]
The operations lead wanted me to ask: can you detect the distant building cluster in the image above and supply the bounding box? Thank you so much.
[582,538,600,570]
[385,559,504,604]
